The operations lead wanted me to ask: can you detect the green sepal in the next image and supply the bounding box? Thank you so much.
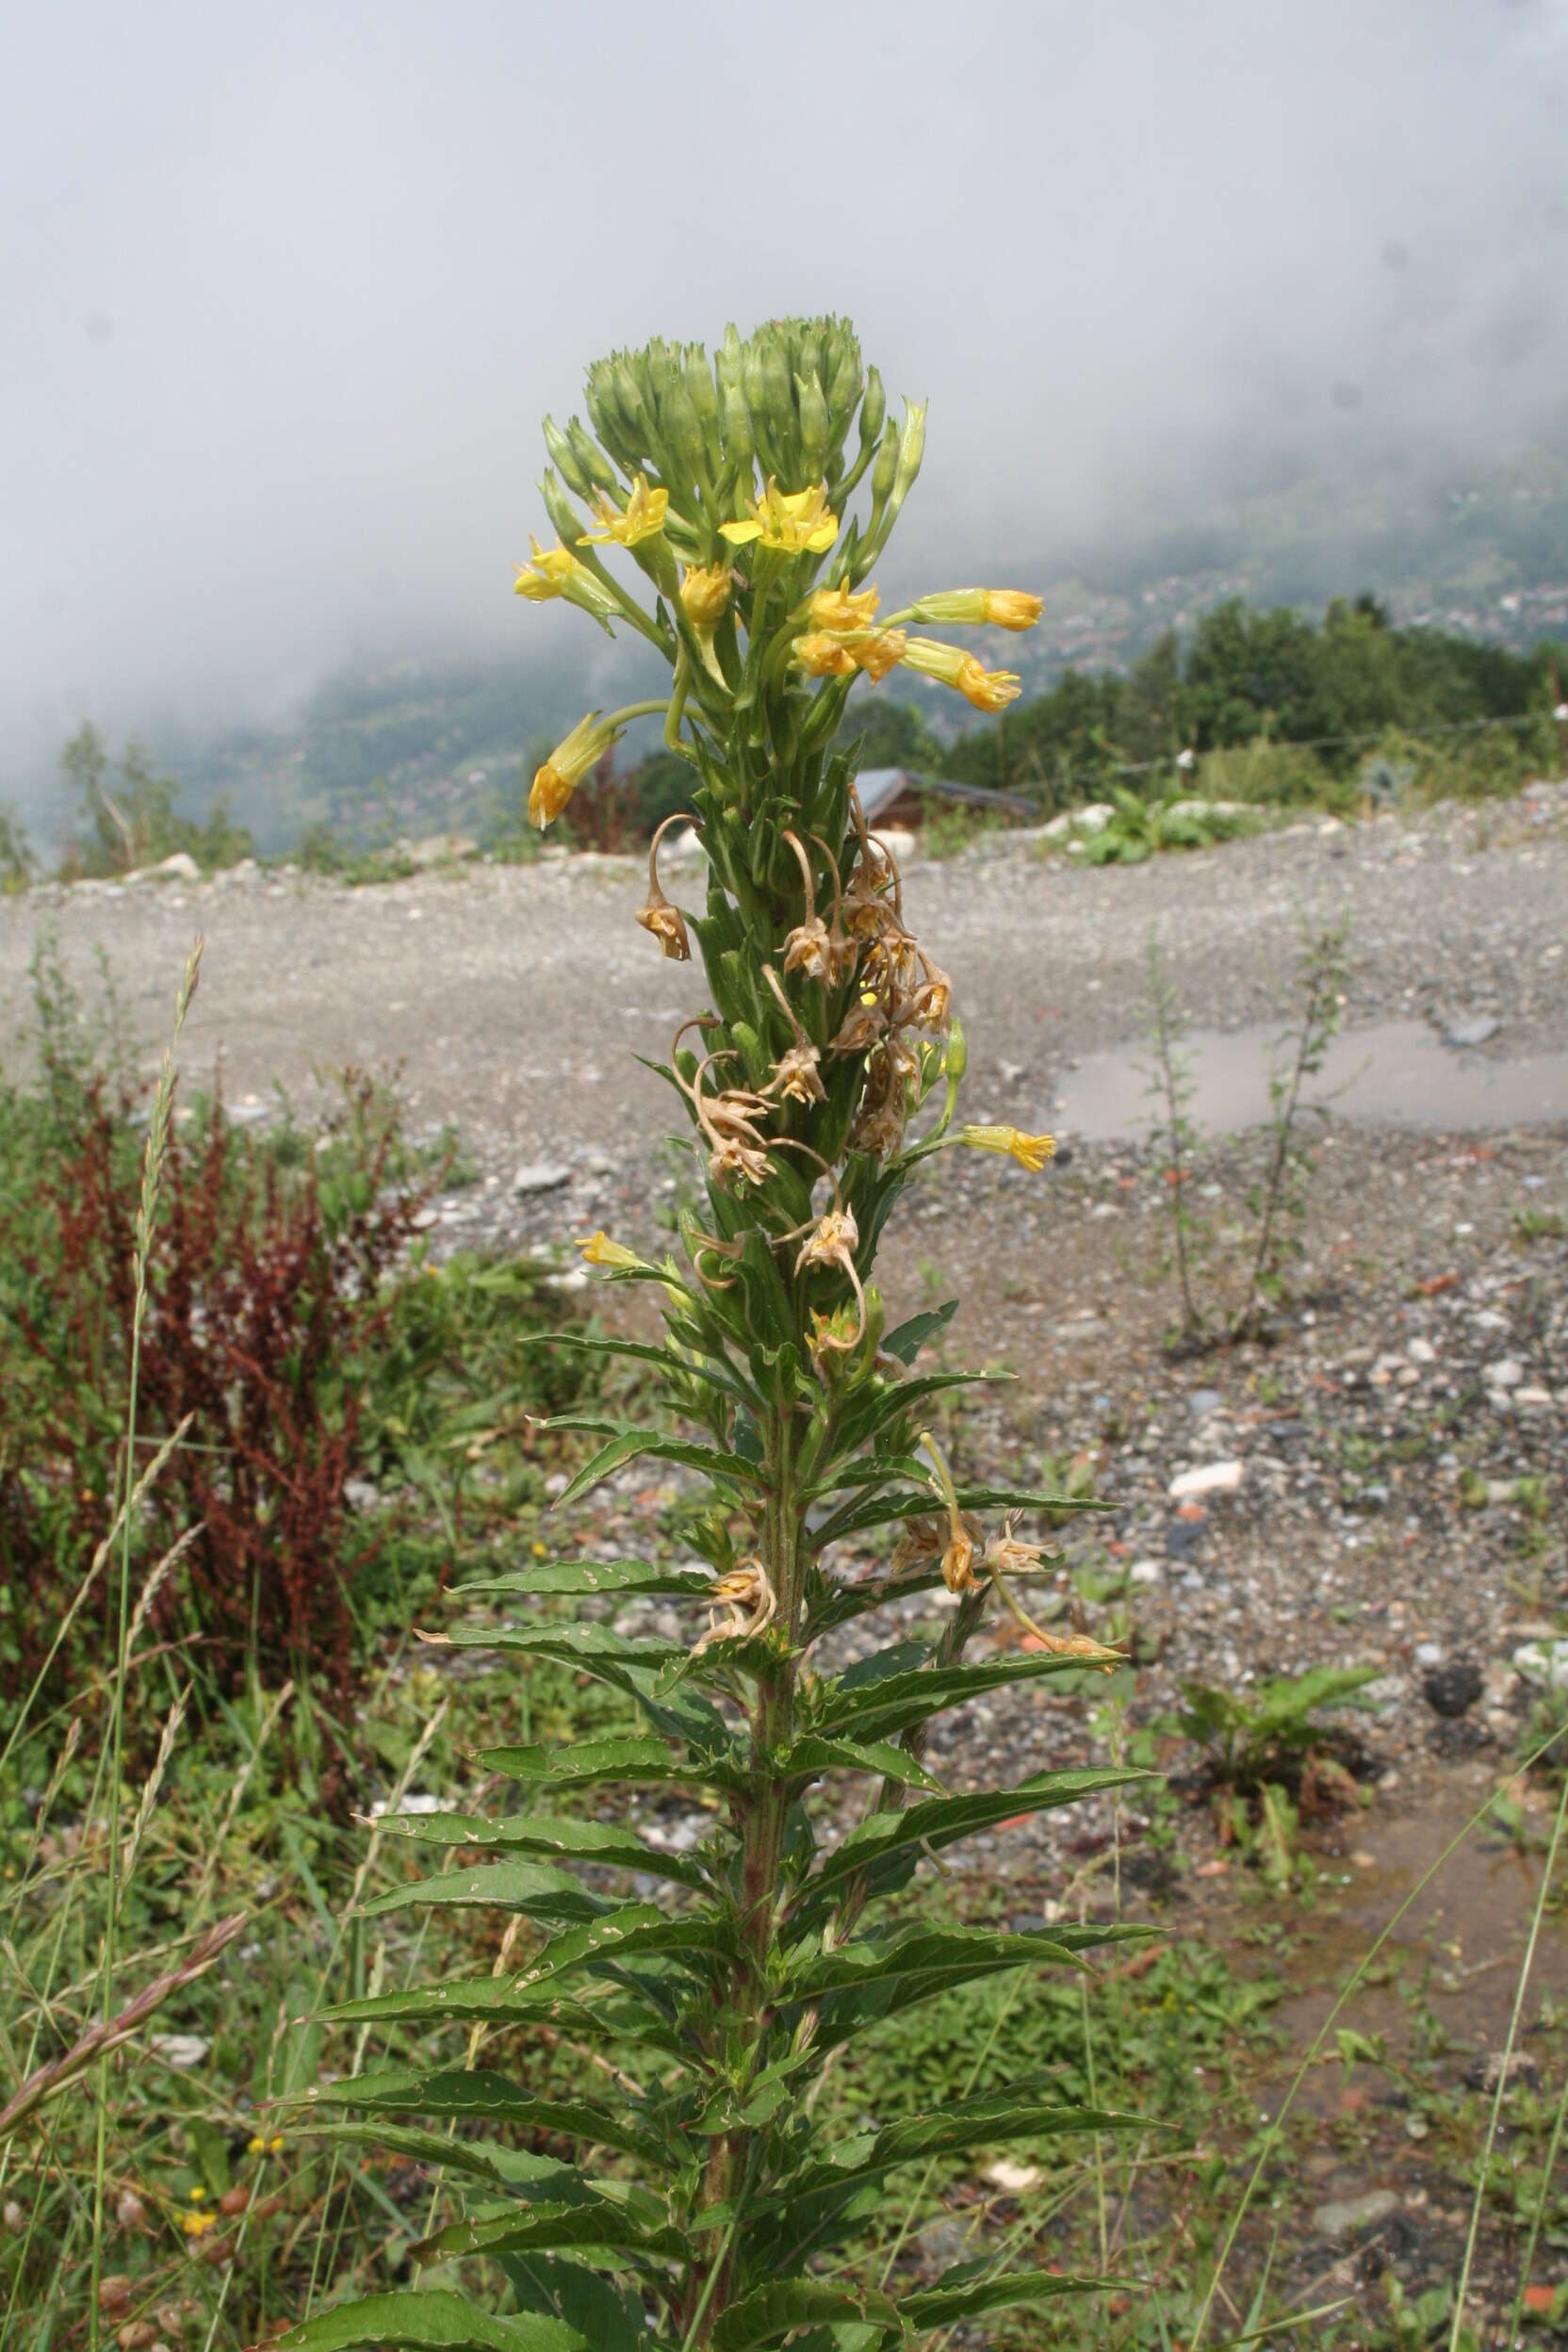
[268,2289,584,2352]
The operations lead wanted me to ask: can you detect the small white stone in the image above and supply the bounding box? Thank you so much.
[1486,1358,1524,1390]
[1168,1461,1244,1501]
[1129,1559,1165,1585]
[514,1161,574,1195]
[1513,1385,1554,1410]
[1407,1337,1437,1364]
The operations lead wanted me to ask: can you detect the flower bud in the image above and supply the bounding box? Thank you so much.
[530,710,623,828]
[680,564,732,629]
[723,382,754,469]
[716,321,743,400]
[684,345,718,425]
[859,365,886,447]
[567,416,619,492]
[871,419,900,507]
[944,1018,968,1086]
[795,371,829,472]
[543,416,591,498]
[540,467,583,548]
[663,377,708,486]
[827,343,861,428]
[760,337,792,432]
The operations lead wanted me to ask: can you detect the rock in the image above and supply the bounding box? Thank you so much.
[876,825,917,861]
[1407,1337,1437,1365]
[514,1161,573,1195]
[1485,1358,1524,1390]
[1187,1388,1223,1419]
[127,850,201,885]
[400,832,479,869]
[1168,1460,1244,1501]
[1514,1639,1568,1692]
[1075,802,1114,834]
[1423,1661,1483,1719]
[984,2159,1042,2194]
[1514,1386,1555,1410]
[1129,1559,1165,1585]
[1444,1015,1500,1049]
[1312,2188,1399,2241]
[147,2033,211,2069]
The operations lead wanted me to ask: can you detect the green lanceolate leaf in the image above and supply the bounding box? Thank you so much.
[879,1298,958,1364]
[296,2120,581,2193]
[772,1733,944,1795]
[368,1808,715,1891]
[477,1735,740,1791]
[428,1622,690,1703]
[520,1331,760,1410]
[358,1857,609,1927]
[780,2086,1147,2197]
[710,2278,899,2350]
[411,2198,687,2270]
[791,1767,1152,1908]
[902,2269,1113,2327]
[452,1559,718,1603]
[815,1480,1110,1545]
[785,1922,1089,2004]
[291,2066,672,2165]
[540,1419,768,1509]
[313,1981,673,2051]
[813,1651,1130,1745]
[270,2288,585,2352]
[499,2255,652,2352]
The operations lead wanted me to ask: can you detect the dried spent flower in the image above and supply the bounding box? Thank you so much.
[694,1559,777,1653]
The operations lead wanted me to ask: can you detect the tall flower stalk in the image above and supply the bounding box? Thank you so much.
[283,318,1140,2352]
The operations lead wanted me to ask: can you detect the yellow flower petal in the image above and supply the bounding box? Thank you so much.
[958,1123,1055,1171]
[578,473,669,548]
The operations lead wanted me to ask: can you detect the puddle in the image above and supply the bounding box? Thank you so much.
[1264,1781,1568,2107]
[1052,1020,1568,1141]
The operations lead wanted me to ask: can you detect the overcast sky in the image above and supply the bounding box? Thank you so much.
[3,0,1565,779]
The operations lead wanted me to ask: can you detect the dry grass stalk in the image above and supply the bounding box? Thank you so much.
[116,1687,188,1915]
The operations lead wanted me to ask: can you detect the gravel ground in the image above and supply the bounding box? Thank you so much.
[5,786,1565,1816]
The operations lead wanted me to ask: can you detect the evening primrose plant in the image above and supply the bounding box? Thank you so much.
[283,317,1141,2352]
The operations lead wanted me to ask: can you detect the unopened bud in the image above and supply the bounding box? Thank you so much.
[795,371,828,472]
[723,382,754,469]
[859,365,886,447]
[543,416,591,499]
[889,400,926,515]
[760,337,792,431]
[663,378,707,483]
[871,419,900,507]
[567,416,618,492]
[945,1019,968,1086]
[684,345,718,425]
[827,343,861,425]
[716,321,743,400]
[539,467,583,548]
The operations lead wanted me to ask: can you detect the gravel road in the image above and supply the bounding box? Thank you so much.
[4,788,1564,1182]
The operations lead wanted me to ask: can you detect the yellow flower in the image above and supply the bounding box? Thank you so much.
[247,2132,285,2156]
[909,588,1043,632]
[529,710,619,829]
[899,636,1021,710]
[181,2209,217,2237]
[513,534,581,601]
[188,2186,207,2203]
[577,1230,639,1269]
[852,628,906,684]
[792,631,858,679]
[578,473,669,548]
[811,583,880,633]
[958,1123,1055,1171]
[531,1540,548,1557]
[720,478,839,555]
[956,657,1021,711]
[679,564,732,628]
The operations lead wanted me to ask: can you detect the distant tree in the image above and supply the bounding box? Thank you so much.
[58,725,251,876]
[844,695,942,776]
[0,803,35,892]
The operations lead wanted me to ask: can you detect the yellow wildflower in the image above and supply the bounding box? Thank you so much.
[513,535,578,601]
[720,478,839,555]
[811,583,880,633]
[958,1124,1055,1172]
[852,629,906,684]
[679,564,732,628]
[899,636,1021,711]
[909,588,1043,632]
[529,710,619,829]
[181,2209,217,2237]
[577,1231,639,1269]
[792,632,857,679]
[247,2132,285,2156]
[578,472,669,548]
